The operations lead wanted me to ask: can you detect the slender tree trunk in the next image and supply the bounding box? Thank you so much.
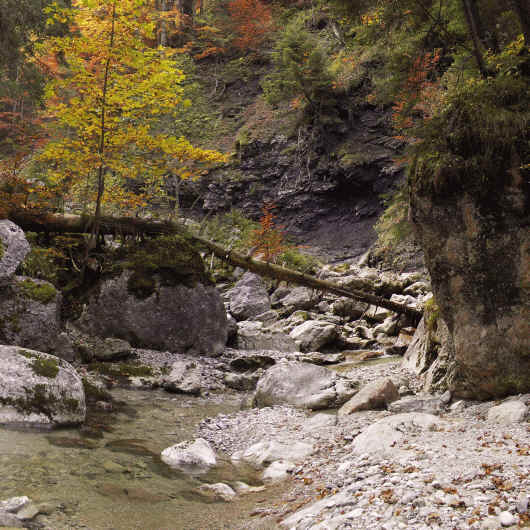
[461,0,489,78]
[91,0,117,250]
[8,210,423,319]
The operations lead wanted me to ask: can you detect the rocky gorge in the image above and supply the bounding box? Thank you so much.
[0,215,528,530]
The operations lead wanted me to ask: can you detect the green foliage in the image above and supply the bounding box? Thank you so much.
[262,16,333,112]
[424,297,440,334]
[16,278,57,304]
[375,187,412,250]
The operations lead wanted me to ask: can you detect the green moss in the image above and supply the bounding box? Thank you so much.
[16,279,57,304]
[82,378,112,403]
[30,357,59,378]
[87,362,153,378]
[424,297,440,333]
[114,235,208,300]
[0,239,4,260]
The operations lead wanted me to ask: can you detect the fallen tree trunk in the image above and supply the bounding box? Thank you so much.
[8,210,422,319]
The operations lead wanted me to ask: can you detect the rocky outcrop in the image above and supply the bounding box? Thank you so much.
[228,272,271,321]
[0,345,85,426]
[75,237,227,355]
[254,360,357,410]
[0,276,62,354]
[0,220,30,285]
[411,168,529,398]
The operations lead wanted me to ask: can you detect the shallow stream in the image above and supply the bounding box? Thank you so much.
[0,389,284,529]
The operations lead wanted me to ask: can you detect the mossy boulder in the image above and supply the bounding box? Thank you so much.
[75,236,227,355]
[0,276,62,354]
[0,220,30,285]
[0,345,86,426]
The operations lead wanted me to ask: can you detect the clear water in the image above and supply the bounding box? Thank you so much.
[0,389,284,529]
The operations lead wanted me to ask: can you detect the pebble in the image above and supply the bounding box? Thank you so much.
[499,511,517,527]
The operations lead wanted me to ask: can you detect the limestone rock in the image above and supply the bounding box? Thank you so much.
[352,413,445,456]
[197,483,236,502]
[76,271,226,355]
[231,439,314,469]
[338,377,399,415]
[161,438,216,474]
[487,400,528,424]
[76,335,132,362]
[0,221,30,285]
[0,345,85,426]
[162,360,203,395]
[228,272,270,321]
[289,320,338,352]
[262,460,295,482]
[278,286,320,311]
[388,396,446,415]
[331,298,367,319]
[236,320,298,352]
[254,360,357,410]
[0,276,61,354]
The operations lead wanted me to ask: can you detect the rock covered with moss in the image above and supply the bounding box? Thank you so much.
[0,221,30,285]
[0,276,62,354]
[75,236,227,355]
[0,345,85,426]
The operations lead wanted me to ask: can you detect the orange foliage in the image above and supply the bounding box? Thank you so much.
[250,202,287,262]
[392,50,441,135]
[227,0,273,51]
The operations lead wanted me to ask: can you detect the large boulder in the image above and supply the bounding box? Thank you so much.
[338,377,399,415]
[0,276,62,354]
[289,320,338,352]
[410,156,529,399]
[487,400,528,425]
[254,360,358,410]
[75,236,227,355]
[0,221,30,285]
[228,272,271,321]
[236,321,299,352]
[0,345,85,426]
[352,413,445,456]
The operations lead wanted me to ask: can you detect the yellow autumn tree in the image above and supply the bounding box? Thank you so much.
[38,0,226,239]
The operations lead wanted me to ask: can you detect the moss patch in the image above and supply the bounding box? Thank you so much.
[424,297,440,334]
[31,357,60,378]
[87,362,153,378]
[16,279,57,304]
[113,235,209,300]
[0,239,4,260]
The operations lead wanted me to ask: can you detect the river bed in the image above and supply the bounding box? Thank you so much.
[0,388,285,529]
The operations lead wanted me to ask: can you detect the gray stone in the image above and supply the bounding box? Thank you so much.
[0,276,62,354]
[296,351,345,365]
[226,313,238,344]
[0,510,21,527]
[262,460,294,482]
[77,335,132,362]
[53,332,76,362]
[352,413,445,456]
[161,438,216,474]
[338,377,399,415]
[0,220,30,285]
[231,439,314,469]
[289,320,338,352]
[0,345,85,426]
[223,371,261,391]
[499,511,517,527]
[236,320,298,352]
[279,287,320,311]
[229,272,270,321]
[197,483,236,502]
[331,298,367,319]
[16,502,40,520]
[254,360,357,410]
[516,493,529,514]
[487,400,528,424]
[162,360,203,395]
[388,396,445,415]
[0,496,29,513]
[76,271,227,355]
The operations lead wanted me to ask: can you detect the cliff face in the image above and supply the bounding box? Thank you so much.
[184,104,404,261]
[411,165,529,399]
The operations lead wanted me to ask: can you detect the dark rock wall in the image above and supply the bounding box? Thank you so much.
[183,107,404,261]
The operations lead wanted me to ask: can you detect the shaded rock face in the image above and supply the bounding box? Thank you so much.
[0,220,30,285]
[0,345,85,426]
[228,272,271,321]
[411,174,529,399]
[184,108,404,260]
[76,272,227,355]
[0,276,62,354]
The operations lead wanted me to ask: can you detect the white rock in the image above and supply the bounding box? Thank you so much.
[262,460,294,482]
[487,401,528,424]
[231,439,314,469]
[289,320,338,352]
[499,511,517,527]
[161,438,216,474]
[197,483,236,502]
